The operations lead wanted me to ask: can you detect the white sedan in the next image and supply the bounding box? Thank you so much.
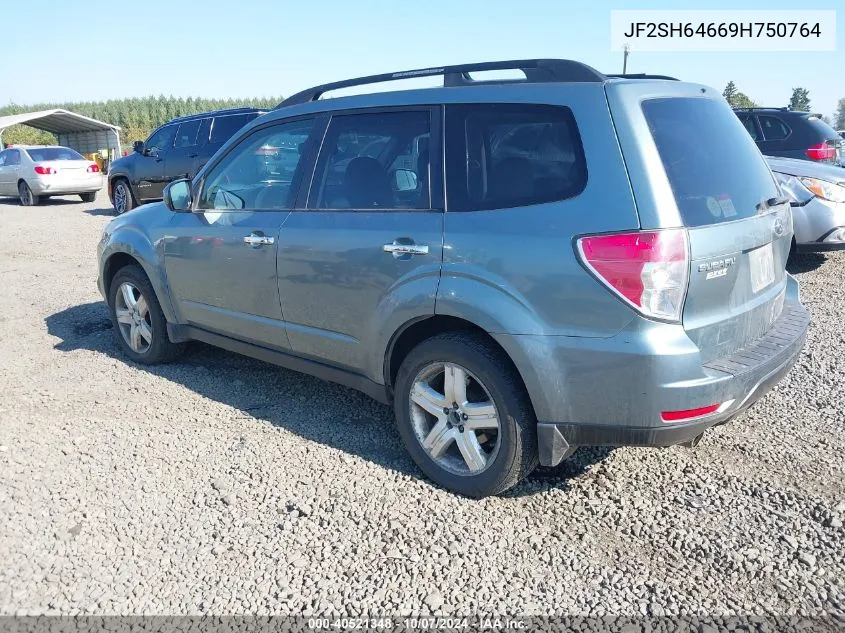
[0,145,103,206]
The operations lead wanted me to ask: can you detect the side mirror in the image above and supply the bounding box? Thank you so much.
[132,140,145,154]
[393,168,418,192]
[163,179,192,212]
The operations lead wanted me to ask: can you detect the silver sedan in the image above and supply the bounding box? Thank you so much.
[767,155,845,253]
[0,145,103,206]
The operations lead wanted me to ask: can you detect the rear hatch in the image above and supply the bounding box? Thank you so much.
[640,94,791,363]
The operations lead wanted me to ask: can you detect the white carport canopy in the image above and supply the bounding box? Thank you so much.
[0,109,121,156]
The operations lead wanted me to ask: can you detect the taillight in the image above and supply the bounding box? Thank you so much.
[576,229,689,322]
[87,164,100,173]
[34,165,56,175]
[805,142,836,161]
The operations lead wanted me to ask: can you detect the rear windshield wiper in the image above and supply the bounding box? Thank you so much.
[756,196,790,212]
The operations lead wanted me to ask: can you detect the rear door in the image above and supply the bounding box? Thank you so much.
[640,96,790,362]
[756,114,795,159]
[0,150,9,195]
[275,107,444,373]
[2,149,21,195]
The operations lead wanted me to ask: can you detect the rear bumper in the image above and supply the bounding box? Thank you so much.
[30,175,103,196]
[493,276,809,467]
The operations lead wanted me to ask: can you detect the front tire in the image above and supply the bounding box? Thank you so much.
[393,332,538,498]
[18,181,41,206]
[108,264,184,364]
[112,179,135,214]
[80,192,96,203]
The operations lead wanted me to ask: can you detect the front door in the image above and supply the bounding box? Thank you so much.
[163,116,319,350]
[166,118,208,182]
[136,124,176,201]
[276,108,444,375]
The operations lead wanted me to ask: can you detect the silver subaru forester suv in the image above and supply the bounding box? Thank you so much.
[97,59,809,497]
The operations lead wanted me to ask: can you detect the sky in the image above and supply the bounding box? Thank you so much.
[0,0,842,118]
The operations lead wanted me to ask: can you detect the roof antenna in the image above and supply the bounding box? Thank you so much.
[622,43,631,74]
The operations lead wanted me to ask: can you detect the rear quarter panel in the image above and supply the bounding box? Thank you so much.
[437,83,640,338]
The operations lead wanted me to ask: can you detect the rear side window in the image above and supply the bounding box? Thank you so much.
[758,115,791,141]
[643,98,778,227]
[446,103,586,212]
[210,114,256,144]
[6,150,20,166]
[173,119,202,148]
[738,115,761,141]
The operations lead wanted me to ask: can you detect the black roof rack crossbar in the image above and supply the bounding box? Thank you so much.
[605,73,679,81]
[278,59,606,107]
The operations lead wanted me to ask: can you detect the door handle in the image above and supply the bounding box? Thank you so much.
[188,153,199,158]
[243,233,275,247]
[383,240,429,257]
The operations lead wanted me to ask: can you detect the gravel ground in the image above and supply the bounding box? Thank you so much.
[0,192,843,618]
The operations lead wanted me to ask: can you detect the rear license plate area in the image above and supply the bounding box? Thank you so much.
[749,243,775,293]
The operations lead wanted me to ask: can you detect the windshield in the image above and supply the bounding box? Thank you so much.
[643,97,779,227]
[25,147,85,162]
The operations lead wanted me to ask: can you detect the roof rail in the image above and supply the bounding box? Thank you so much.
[732,106,789,111]
[278,59,607,107]
[606,73,679,81]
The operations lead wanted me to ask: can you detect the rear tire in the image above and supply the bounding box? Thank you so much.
[108,264,185,364]
[393,332,538,498]
[18,181,41,206]
[112,179,135,214]
[80,192,96,203]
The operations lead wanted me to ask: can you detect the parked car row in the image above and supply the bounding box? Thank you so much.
[96,59,812,497]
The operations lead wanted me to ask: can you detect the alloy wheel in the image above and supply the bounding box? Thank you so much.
[114,184,127,214]
[18,183,33,206]
[114,282,153,354]
[409,362,501,475]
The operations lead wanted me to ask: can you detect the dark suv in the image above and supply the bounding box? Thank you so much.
[735,107,844,165]
[108,107,265,214]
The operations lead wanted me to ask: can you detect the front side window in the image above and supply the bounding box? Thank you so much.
[758,115,791,141]
[173,120,202,148]
[197,118,315,210]
[26,147,85,161]
[446,104,587,212]
[146,125,176,155]
[310,110,431,210]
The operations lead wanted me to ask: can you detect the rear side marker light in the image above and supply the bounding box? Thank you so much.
[34,165,56,175]
[661,404,720,422]
[576,229,690,322]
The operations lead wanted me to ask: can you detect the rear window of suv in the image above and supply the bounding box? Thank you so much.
[643,98,779,227]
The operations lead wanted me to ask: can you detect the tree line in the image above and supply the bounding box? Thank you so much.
[723,81,845,130]
[0,95,283,149]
